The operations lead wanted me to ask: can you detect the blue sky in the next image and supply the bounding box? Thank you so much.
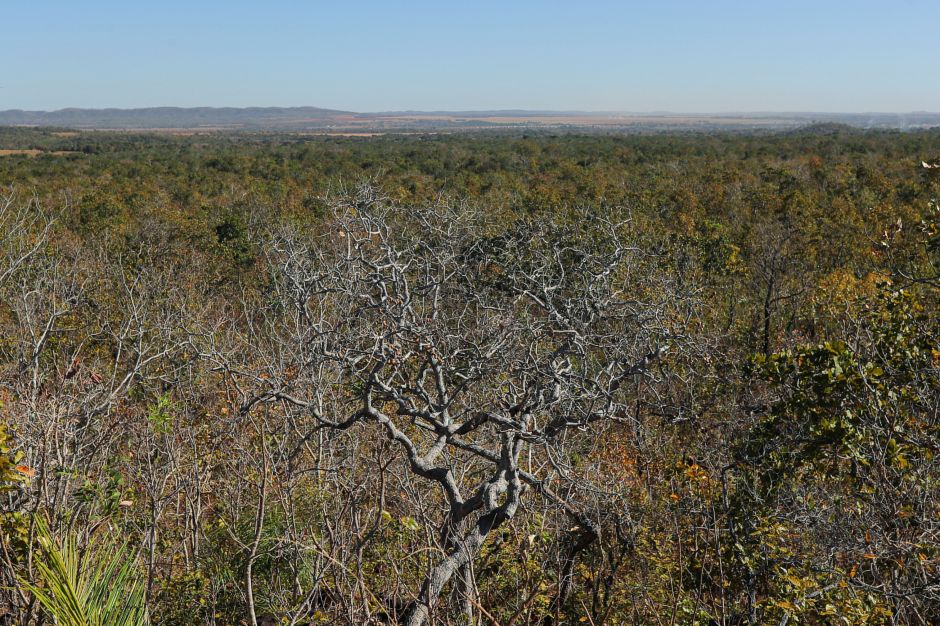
[2,0,938,112]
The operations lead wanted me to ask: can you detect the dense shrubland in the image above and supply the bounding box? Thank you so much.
[0,128,938,625]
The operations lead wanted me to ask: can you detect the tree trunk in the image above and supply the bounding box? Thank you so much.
[405,466,521,626]
[246,460,268,626]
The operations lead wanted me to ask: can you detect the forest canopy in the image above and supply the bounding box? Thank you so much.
[0,127,938,625]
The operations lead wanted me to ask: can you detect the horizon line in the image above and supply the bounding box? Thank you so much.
[2,106,939,116]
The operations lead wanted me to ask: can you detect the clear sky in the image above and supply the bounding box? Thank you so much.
[3,0,938,113]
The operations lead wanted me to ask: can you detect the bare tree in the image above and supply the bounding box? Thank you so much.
[0,206,186,623]
[201,187,700,624]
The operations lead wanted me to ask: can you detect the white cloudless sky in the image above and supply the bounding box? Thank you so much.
[2,0,938,112]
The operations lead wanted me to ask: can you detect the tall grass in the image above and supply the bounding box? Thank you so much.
[20,519,149,626]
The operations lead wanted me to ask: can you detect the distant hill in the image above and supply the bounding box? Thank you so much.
[0,106,352,129]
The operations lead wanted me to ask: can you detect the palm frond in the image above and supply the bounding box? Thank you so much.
[19,518,149,626]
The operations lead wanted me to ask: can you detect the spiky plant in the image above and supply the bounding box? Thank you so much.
[20,519,149,626]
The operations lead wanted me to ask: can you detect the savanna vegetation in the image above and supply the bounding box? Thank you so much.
[1,126,938,625]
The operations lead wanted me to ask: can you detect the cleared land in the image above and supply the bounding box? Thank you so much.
[0,149,80,156]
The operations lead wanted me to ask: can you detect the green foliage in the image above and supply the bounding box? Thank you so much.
[151,570,210,626]
[0,422,25,491]
[0,424,32,558]
[2,126,939,624]
[75,467,130,517]
[214,211,255,266]
[745,286,938,479]
[735,283,939,623]
[147,392,174,435]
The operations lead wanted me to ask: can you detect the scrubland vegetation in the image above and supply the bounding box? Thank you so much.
[0,126,938,625]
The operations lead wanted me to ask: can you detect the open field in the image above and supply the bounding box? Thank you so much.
[3,107,939,133]
[0,148,80,156]
[360,113,802,127]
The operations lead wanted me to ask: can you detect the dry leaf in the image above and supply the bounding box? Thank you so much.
[14,465,36,477]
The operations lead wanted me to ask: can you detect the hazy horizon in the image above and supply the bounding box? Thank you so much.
[3,105,940,116]
[4,0,939,113]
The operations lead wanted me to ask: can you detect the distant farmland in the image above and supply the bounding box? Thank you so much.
[2,107,938,132]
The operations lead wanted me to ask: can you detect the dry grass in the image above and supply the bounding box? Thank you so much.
[0,149,80,157]
[0,149,43,156]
